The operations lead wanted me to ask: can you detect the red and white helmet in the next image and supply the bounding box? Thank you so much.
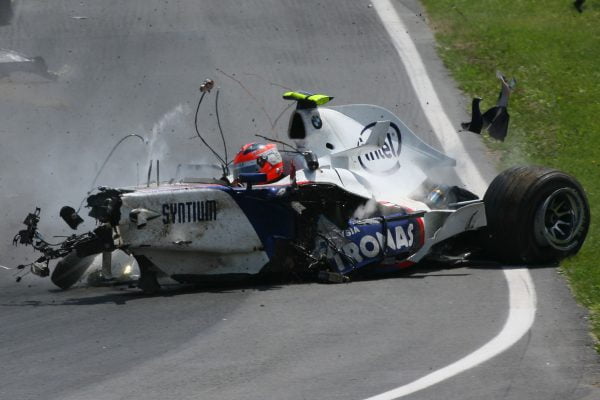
[232,143,284,184]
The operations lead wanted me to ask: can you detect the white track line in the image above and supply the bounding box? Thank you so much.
[366,1,538,398]
[372,0,487,194]
[363,268,536,400]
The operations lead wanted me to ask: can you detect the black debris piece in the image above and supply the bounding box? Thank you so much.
[461,98,483,133]
[574,0,585,13]
[461,71,516,141]
[60,206,84,230]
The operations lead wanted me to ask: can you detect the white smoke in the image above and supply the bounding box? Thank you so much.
[353,197,379,219]
[147,103,191,162]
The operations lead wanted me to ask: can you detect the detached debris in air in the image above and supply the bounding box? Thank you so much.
[200,78,214,93]
[0,48,58,80]
[461,71,516,141]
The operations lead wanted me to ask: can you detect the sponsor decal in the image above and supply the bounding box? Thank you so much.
[357,122,402,174]
[161,200,217,224]
[330,223,415,271]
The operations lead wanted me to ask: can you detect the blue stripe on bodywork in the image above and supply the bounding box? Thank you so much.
[226,187,295,259]
[321,215,420,275]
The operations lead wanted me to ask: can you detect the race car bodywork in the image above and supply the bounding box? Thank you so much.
[12,91,589,291]
[0,48,56,80]
[112,99,483,280]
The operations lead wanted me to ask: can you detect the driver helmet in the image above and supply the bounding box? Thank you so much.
[232,142,284,184]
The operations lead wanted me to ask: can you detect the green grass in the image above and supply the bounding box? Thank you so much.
[420,0,600,348]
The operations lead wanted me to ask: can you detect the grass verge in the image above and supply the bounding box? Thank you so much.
[420,0,600,348]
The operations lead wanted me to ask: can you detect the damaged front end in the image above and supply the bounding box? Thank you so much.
[12,187,128,287]
[12,178,430,291]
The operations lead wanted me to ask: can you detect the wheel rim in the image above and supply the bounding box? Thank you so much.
[534,187,586,251]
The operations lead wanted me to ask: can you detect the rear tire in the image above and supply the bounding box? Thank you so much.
[483,166,589,264]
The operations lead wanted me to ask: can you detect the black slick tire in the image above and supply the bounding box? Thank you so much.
[483,166,590,264]
[51,252,96,290]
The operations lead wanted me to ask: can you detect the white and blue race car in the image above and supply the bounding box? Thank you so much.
[13,90,590,293]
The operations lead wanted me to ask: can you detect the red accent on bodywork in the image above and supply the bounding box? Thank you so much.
[416,216,425,248]
[397,260,416,269]
[380,260,416,270]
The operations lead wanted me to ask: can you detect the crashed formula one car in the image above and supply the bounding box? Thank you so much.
[13,87,590,293]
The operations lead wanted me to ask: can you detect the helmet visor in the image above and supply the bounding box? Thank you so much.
[232,160,260,178]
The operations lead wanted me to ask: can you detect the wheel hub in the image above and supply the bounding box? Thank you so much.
[534,187,585,251]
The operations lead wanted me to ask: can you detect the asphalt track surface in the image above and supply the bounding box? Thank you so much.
[0,1,598,399]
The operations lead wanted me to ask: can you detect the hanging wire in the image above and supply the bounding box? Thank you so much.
[215,89,229,168]
[255,134,301,153]
[194,90,227,167]
[77,133,146,212]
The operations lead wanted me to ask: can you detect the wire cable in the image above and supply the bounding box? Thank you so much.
[254,134,301,153]
[194,91,227,167]
[77,133,146,212]
[215,89,229,167]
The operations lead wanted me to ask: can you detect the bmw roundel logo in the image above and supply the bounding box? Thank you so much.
[311,115,323,129]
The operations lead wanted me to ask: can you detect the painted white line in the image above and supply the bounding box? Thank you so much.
[363,268,536,400]
[371,0,487,194]
[367,0,538,398]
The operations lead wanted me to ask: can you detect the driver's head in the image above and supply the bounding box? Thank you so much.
[232,143,284,184]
